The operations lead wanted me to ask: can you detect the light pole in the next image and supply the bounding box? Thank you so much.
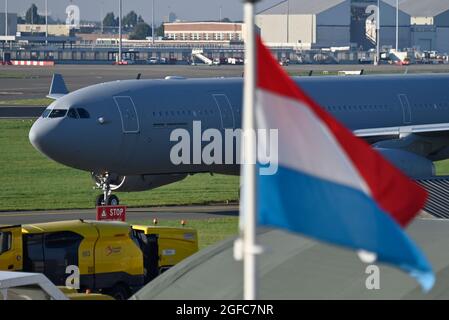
[152,0,155,45]
[286,0,290,43]
[375,0,380,65]
[395,0,399,51]
[5,0,8,43]
[118,0,122,63]
[101,2,104,34]
[45,0,48,45]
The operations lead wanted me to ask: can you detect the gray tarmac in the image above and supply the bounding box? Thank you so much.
[0,106,45,118]
[1,63,449,101]
[0,204,239,225]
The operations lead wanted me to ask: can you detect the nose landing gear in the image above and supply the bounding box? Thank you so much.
[95,193,120,206]
[92,172,124,206]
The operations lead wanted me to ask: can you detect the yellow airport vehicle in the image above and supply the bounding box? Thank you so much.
[0,220,198,299]
[132,225,198,272]
[59,287,115,300]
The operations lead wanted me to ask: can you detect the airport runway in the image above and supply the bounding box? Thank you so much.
[0,106,45,118]
[0,204,435,226]
[1,64,449,101]
[0,204,239,225]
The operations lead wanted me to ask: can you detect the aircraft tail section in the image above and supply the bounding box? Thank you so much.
[47,74,69,100]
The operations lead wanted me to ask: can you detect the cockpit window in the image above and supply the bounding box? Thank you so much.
[41,109,51,118]
[67,108,79,119]
[48,109,67,118]
[77,108,90,119]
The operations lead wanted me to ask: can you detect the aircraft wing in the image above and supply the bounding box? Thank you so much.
[355,123,449,163]
[47,74,69,100]
[354,123,449,139]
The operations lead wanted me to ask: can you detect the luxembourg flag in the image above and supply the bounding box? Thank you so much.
[255,37,434,291]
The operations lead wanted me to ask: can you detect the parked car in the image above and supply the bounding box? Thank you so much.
[147,57,160,64]
[279,58,289,66]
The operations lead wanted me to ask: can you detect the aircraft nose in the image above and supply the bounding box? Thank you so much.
[29,118,60,158]
[29,118,47,154]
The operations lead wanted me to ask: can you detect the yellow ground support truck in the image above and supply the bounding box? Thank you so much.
[0,220,198,299]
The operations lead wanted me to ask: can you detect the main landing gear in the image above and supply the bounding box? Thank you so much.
[93,172,121,206]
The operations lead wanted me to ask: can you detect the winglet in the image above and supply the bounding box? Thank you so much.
[47,73,69,100]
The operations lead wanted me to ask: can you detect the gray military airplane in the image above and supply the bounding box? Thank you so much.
[29,73,449,206]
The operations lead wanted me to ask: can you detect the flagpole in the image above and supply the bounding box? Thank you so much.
[242,0,258,300]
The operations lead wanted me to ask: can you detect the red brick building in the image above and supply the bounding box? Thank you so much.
[163,22,244,42]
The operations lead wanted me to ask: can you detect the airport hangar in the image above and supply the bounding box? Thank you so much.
[0,12,16,37]
[255,0,449,52]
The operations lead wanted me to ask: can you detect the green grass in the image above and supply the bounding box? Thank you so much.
[128,218,239,249]
[0,98,53,106]
[435,160,449,176]
[0,120,239,211]
[2,119,449,212]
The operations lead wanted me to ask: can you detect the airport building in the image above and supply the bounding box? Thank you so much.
[256,0,351,48]
[17,24,72,37]
[0,12,17,37]
[403,0,449,52]
[369,0,411,50]
[163,22,244,42]
[256,0,449,52]
[76,33,129,46]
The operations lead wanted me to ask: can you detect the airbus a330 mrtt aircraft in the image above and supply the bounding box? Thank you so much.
[29,73,449,206]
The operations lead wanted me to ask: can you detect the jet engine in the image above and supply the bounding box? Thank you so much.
[92,173,188,192]
[374,148,435,178]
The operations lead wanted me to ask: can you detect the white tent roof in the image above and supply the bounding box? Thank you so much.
[133,219,449,300]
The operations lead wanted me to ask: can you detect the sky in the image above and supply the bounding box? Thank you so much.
[6,0,280,25]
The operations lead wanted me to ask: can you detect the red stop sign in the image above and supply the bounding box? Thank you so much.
[96,206,127,222]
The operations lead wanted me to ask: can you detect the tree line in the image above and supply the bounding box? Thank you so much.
[16,3,233,40]
[102,11,163,40]
[15,3,164,40]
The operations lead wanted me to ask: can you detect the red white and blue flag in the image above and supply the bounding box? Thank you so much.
[255,37,434,290]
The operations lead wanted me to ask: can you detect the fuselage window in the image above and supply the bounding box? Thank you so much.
[67,108,79,119]
[77,108,90,119]
[41,109,52,118]
[48,109,67,118]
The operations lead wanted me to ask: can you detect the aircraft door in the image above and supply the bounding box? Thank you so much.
[113,96,140,134]
[398,94,412,124]
[213,94,235,129]
[113,96,140,169]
